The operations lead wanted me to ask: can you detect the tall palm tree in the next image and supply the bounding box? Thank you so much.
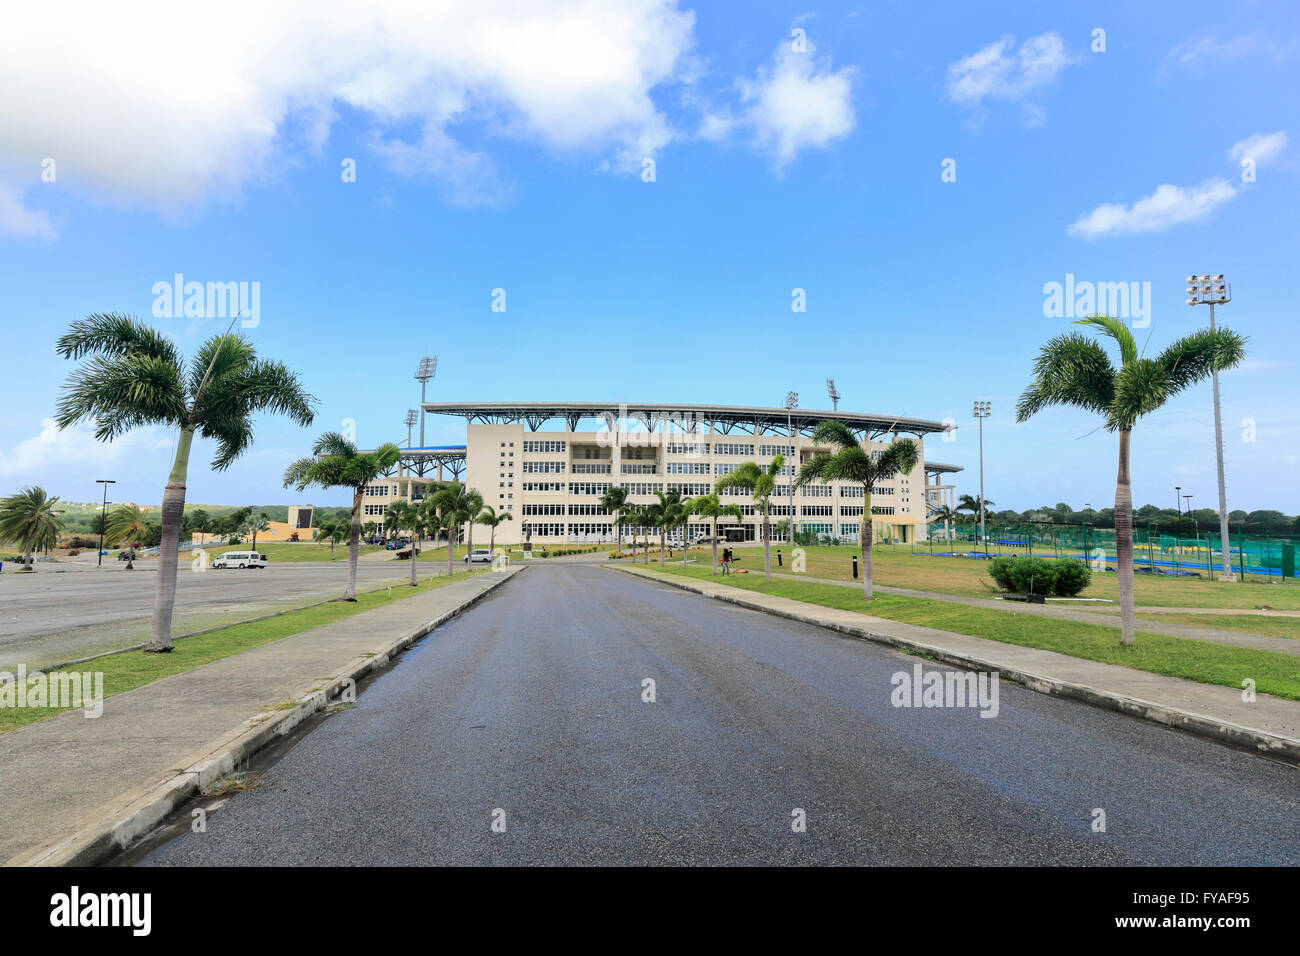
[651,490,688,567]
[796,425,918,599]
[283,434,401,601]
[663,493,695,568]
[1017,314,1245,646]
[56,314,314,651]
[0,486,65,565]
[957,493,995,546]
[427,482,474,576]
[691,492,744,574]
[715,454,785,582]
[405,504,434,586]
[598,486,629,555]
[477,504,513,553]
[104,503,150,548]
[624,502,654,564]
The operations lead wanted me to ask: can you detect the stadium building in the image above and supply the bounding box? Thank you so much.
[363,402,961,547]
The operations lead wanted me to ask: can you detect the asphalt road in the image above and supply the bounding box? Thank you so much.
[141,564,1300,866]
[0,558,420,669]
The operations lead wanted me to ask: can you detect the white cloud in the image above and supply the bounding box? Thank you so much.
[1067,178,1237,239]
[0,184,57,241]
[1229,130,1288,166]
[0,1,697,220]
[1169,32,1296,66]
[0,418,174,482]
[945,32,1075,123]
[737,38,856,172]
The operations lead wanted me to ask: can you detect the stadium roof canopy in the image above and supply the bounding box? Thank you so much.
[924,461,964,475]
[422,401,953,440]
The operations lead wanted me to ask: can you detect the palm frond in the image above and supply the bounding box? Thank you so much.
[56,313,182,367]
[1158,327,1247,396]
[1016,332,1117,422]
[1075,314,1137,366]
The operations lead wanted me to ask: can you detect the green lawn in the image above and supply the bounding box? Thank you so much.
[644,564,1300,701]
[0,571,480,734]
[1131,611,1300,640]
[777,544,1300,611]
[183,541,387,563]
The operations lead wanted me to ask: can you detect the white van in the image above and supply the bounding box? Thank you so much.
[212,550,268,569]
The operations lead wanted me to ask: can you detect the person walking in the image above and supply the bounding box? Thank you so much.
[721,546,731,575]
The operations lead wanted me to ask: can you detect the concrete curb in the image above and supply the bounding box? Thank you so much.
[610,565,1300,766]
[7,567,523,867]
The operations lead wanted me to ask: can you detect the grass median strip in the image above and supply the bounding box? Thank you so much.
[646,565,1300,701]
[0,572,477,734]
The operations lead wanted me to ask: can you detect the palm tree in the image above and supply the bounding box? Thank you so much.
[478,504,513,553]
[599,486,629,555]
[463,489,484,555]
[361,520,377,543]
[283,433,401,601]
[241,512,270,552]
[316,520,346,559]
[56,313,314,651]
[189,508,212,546]
[796,424,918,599]
[929,504,958,544]
[691,492,744,574]
[715,455,785,582]
[957,493,995,547]
[661,492,695,568]
[651,490,688,567]
[104,503,150,548]
[384,500,414,544]
[428,482,474,575]
[0,486,65,566]
[1017,314,1245,646]
[405,504,434,586]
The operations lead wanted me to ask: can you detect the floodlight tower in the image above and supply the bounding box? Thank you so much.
[414,356,437,448]
[404,409,418,447]
[1185,274,1234,581]
[826,378,840,412]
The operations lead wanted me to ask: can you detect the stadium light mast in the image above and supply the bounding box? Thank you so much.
[785,391,799,546]
[826,378,840,412]
[404,409,418,447]
[1185,273,1234,581]
[414,356,437,448]
[973,401,991,553]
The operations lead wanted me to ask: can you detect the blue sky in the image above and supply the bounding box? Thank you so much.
[1,1,1296,513]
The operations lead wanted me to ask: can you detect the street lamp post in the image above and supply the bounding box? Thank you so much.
[1186,274,1234,581]
[414,356,437,449]
[404,409,418,447]
[973,401,991,554]
[95,479,115,567]
[1175,485,1181,515]
[785,391,798,546]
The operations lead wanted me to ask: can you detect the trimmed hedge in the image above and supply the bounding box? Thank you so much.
[988,556,1091,597]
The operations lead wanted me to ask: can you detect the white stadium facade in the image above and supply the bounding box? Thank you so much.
[361,401,961,547]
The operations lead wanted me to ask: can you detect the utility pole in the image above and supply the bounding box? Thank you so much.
[414,356,437,448]
[95,479,115,567]
[1185,274,1234,580]
[973,401,991,554]
[785,391,799,546]
[1175,485,1182,515]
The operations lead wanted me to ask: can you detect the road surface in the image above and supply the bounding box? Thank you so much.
[140,564,1300,866]
[0,558,426,669]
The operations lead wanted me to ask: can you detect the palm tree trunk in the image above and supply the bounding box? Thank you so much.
[861,491,874,600]
[409,532,419,587]
[682,522,689,568]
[762,509,771,582]
[659,530,665,566]
[147,426,193,652]
[1114,429,1136,647]
[711,519,719,574]
[447,525,454,575]
[343,491,362,601]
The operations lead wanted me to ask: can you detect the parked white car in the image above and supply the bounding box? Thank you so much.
[212,550,268,569]
[464,548,494,564]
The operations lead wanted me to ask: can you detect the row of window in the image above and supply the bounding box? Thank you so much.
[572,463,611,474]
[523,440,565,453]
[522,461,566,473]
[363,485,391,497]
[759,445,794,456]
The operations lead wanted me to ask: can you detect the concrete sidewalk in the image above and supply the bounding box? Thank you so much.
[761,570,1300,655]
[612,566,1300,765]
[2,567,521,866]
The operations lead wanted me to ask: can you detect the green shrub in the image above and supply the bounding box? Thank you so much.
[988,556,1091,597]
